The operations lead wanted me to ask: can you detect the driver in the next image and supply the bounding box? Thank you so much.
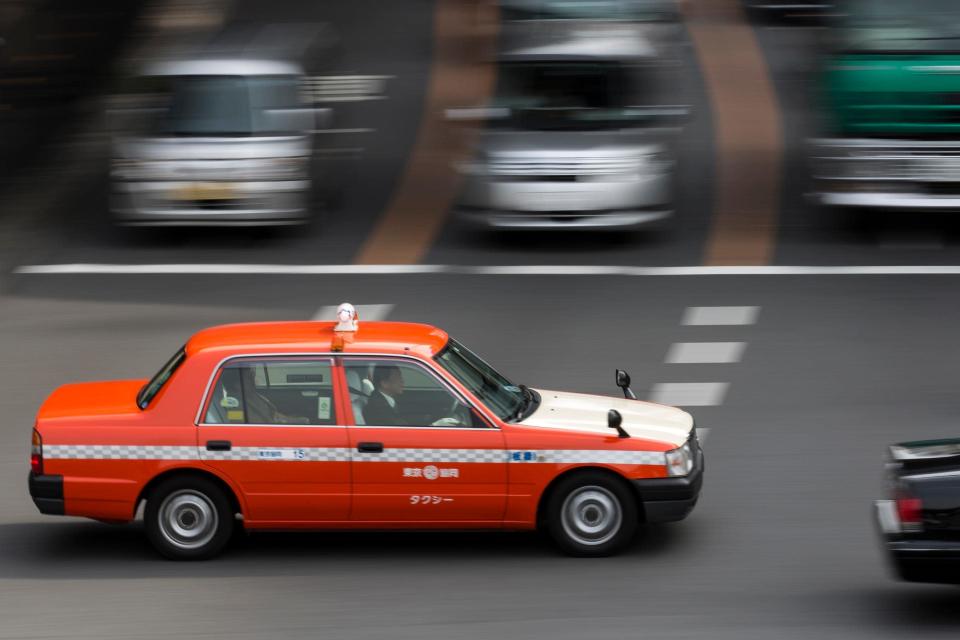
[364,364,406,426]
[364,363,469,427]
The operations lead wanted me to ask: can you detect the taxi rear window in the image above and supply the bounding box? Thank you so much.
[137,347,186,409]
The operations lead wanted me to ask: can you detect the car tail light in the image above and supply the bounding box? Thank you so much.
[896,494,923,532]
[30,429,43,476]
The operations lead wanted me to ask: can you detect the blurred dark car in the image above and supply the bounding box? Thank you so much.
[875,439,960,584]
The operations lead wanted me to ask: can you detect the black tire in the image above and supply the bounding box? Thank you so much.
[544,471,638,557]
[144,476,235,560]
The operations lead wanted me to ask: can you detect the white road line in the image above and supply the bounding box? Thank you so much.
[21,264,960,276]
[311,304,394,322]
[666,342,746,364]
[683,306,759,326]
[14,264,439,275]
[649,382,729,407]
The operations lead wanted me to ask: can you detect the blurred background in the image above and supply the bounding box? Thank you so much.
[3,0,960,638]
[8,0,960,265]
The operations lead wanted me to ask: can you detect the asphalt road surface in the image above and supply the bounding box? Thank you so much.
[3,272,960,640]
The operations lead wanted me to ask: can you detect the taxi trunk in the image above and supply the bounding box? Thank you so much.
[36,380,146,421]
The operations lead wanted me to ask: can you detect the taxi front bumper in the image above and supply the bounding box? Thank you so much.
[633,450,704,523]
[28,472,64,515]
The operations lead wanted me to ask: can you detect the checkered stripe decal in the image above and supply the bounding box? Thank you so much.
[43,445,666,467]
[353,448,506,463]
[201,447,351,462]
[351,448,665,465]
[45,445,199,460]
[519,450,666,466]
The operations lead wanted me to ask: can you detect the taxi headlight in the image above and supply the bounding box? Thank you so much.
[665,441,694,477]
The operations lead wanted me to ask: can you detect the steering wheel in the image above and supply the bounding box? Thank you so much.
[431,398,469,427]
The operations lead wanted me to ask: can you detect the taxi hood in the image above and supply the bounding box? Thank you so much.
[37,380,147,420]
[519,389,693,448]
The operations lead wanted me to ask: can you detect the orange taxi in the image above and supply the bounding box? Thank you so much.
[28,304,703,559]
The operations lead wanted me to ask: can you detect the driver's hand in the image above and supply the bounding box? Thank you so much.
[430,417,462,427]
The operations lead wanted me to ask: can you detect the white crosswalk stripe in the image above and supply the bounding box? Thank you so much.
[650,382,729,407]
[666,342,746,364]
[682,306,759,326]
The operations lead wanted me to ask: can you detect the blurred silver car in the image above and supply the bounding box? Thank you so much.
[110,58,326,227]
[453,17,684,230]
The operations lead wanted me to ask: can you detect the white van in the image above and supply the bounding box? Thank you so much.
[110,58,327,226]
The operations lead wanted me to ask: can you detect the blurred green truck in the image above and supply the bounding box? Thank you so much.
[811,1,960,210]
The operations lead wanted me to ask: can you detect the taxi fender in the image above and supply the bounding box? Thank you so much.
[136,464,248,518]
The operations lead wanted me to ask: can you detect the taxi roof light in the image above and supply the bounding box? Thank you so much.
[331,302,358,352]
[334,302,359,333]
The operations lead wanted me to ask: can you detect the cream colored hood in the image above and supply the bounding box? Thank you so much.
[519,389,693,448]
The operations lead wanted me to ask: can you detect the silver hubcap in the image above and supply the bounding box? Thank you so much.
[561,485,622,546]
[157,490,218,551]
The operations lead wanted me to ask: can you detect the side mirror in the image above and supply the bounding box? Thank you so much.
[608,409,629,439]
[616,369,637,400]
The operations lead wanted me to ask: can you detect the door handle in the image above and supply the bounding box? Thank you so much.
[357,442,383,453]
[206,440,232,451]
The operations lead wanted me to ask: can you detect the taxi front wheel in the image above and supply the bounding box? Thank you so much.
[145,476,234,560]
[545,472,638,557]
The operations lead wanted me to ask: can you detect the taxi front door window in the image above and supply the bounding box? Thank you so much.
[343,359,478,428]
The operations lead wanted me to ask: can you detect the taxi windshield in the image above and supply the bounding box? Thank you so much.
[435,339,525,421]
[137,347,186,409]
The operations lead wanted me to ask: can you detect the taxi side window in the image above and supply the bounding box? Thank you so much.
[343,358,483,428]
[204,359,336,425]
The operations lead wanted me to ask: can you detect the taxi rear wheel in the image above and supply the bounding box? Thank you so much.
[545,472,638,557]
[145,476,234,560]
